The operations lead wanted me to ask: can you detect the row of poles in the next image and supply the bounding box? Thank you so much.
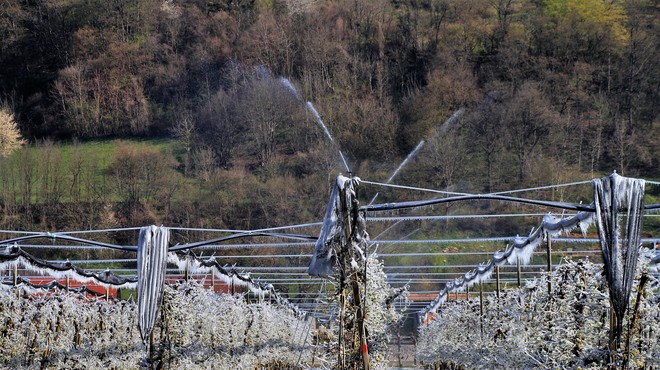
[427,233,555,326]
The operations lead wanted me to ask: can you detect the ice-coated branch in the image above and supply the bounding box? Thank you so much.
[0,276,111,298]
[419,211,595,318]
[0,245,137,288]
[0,281,315,369]
[167,251,306,317]
[415,259,660,369]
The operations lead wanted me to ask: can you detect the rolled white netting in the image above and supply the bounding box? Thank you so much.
[592,172,645,347]
[137,225,170,341]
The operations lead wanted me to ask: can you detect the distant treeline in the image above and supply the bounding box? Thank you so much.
[0,139,334,240]
[0,0,658,234]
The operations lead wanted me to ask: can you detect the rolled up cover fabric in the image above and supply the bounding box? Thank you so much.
[308,175,358,277]
[592,173,645,340]
[137,225,169,341]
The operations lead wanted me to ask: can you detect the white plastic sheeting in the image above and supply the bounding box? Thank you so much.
[308,175,363,277]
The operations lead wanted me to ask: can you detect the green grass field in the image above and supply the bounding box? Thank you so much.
[0,138,182,204]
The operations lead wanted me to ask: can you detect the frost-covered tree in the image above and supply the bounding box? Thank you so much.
[326,255,407,370]
[364,256,408,368]
[0,281,313,369]
[416,259,660,369]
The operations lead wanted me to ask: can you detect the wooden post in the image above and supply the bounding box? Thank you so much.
[13,264,19,299]
[352,277,369,370]
[149,329,155,368]
[466,285,470,301]
[105,286,110,300]
[338,280,347,370]
[625,273,649,368]
[336,177,370,370]
[66,275,70,292]
[516,257,521,288]
[609,307,618,368]
[337,185,349,370]
[495,266,500,299]
[210,272,215,292]
[546,233,552,295]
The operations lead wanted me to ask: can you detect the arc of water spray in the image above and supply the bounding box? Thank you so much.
[368,140,426,206]
[367,139,425,253]
[305,101,351,173]
[273,75,351,173]
[368,107,466,206]
[367,107,466,254]
[387,140,426,184]
[256,65,273,79]
[279,77,301,101]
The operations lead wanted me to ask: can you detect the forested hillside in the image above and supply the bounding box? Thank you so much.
[0,0,657,235]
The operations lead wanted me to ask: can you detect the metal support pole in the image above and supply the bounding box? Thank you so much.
[66,275,70,292]
[466,285,470,301]
[479,280,484,334]
[546,233,552,295]
[517,257,521,288]
[495,266,500,299]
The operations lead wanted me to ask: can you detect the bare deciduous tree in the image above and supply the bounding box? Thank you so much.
[465,93,506,192]
[108,143,180,224]
[504,82,558,182]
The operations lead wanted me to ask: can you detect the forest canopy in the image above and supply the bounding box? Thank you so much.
[0,0,657,233]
